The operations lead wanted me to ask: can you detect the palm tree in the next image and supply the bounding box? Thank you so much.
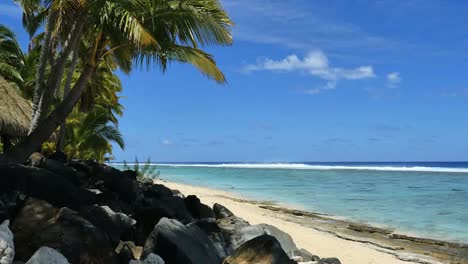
[57,56,125,159]
[0,25,25,89]
[1,0,233,164]
[60,106,124,162]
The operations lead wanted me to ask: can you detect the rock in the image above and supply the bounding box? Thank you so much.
[115,241,142,261]
[213,203,235,219]
[129,253,164,264]
[318,258,342,264]
[0,165,96,210]
[117,243,135,264]
[123,170,138,181]
[99,165,138,203]
[0,191,26,223]
[25,247,69,264]
[171,189,184,198]
[0,220,14,264]
[38,158,80,186]
[188,219,229,260]
[79,205,136,247]
[142,218,221,264]
[184,195,215,219]
[144,184,174,199]
[223,235,295,264]
[48,151,67,163]
[213,203,305,258]
[132,195,193,245]
[66,160,102,178]
[258,224,301,257]
[291,249,320,262]
[11,198,59,259]
[229,224,299,256]
[12,198,116,263]
[26,152,44,167]
[291,255,303,262]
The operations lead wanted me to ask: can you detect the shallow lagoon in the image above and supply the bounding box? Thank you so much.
[114,162,468,243]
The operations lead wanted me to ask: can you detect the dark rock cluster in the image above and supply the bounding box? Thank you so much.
[0,153,342,264]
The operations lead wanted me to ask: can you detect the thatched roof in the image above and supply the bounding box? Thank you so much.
[0,76,32,137]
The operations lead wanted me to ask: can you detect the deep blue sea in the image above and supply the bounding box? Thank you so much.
[112,162,468,243]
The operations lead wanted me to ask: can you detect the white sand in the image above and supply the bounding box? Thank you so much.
[158,180,415,264]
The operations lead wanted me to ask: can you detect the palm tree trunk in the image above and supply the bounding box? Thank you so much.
[0,65,96,164]
[29,21,84,134]
[30,10,56,127]
[56,50,79,152]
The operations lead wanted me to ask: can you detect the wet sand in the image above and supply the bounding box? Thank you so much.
[157,180,468,264]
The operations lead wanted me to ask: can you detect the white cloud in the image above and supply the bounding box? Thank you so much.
[160,139,173,145]
[305,88,322,95]
[387,72,402,88]
[244,50,375,93]
[223,0,400,54]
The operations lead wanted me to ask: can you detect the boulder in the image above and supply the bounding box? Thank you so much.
[213,203,235,219]
[258,224,301,257]
[188,219,229,260]
[213,203,305,258]
[319,258,342,264]
[115,241,142,262]
[79,205,136,247]
[218,223,300,254]
[223,235,295,264]
[25,152,44,167]
[38,158,80,186]
[132,195,193,245]
[66,160,102,178]
[143,184,175,199]
[48,151,67,163]
[10,199,58,261]
[129,253,165,264]
[99,165,138,203]
[12,198,116,263]
[0,220,14,264]
[116,243,135,264]
[123,170,138,181]
[0,165,96,210]
[171,189,185,199]
[291,249,320,262]
[142,218,221,264]
[25,247,69,264]
[0,191,26,223]
[184,195,214,219]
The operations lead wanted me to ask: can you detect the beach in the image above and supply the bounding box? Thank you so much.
[158,179,468,264]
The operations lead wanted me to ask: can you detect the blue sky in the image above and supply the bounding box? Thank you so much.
[2,0,468,161]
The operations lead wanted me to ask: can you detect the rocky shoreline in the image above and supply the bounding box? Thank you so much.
[224,197,468,264]
[171,183,467,264]
[0,153,342,264]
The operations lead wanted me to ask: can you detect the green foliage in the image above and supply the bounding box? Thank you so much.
[0,0,233,163]
[0,24,25,88]
[123,157,160,179]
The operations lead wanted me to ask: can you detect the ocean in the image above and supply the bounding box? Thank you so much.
[112,162,468,244]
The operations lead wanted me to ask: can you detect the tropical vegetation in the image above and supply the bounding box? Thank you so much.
[0,0,233,164]
[123,158,160,179]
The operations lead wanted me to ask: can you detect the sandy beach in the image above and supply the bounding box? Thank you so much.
[156,180,468,264]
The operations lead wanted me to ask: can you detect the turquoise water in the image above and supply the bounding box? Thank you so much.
[113,162,468,243]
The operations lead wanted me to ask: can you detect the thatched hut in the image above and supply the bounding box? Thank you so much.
[0,76,32,151]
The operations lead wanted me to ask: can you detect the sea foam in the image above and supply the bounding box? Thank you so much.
[148,163,468,173]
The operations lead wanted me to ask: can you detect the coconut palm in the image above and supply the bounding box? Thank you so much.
[0,25,25,89]
[1,0,233,164]
[62,106,124,162]
[57,56,125,158]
